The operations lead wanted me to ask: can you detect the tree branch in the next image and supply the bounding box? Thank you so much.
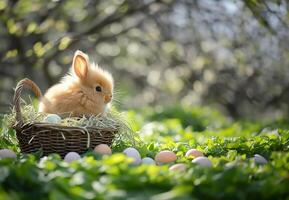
[42,0,164,63]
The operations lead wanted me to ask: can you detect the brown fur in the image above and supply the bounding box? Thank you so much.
[39,50,114,117]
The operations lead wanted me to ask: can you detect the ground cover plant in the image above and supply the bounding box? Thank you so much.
[0,106,288,200]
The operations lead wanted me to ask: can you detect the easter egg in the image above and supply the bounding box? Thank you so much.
[169,163,187,172]
[142,157,155,165]
[185,149,204,158]
[254,154,267,165]
[155,150,177,165]
[94,144,112,155]
[0,149,16,159]
[225,161,236,168]
[123,147,141,165]
[192,156,212,167]
[44,114,61,124]
[64,152,81,163]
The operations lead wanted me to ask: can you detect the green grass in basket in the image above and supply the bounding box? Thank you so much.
[3,99,137,148]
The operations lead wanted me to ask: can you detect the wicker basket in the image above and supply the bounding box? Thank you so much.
[13,78,117,158]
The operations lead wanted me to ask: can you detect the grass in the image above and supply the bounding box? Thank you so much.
[0,105,288,199]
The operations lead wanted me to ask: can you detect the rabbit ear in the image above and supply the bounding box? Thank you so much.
[72,50,89,79]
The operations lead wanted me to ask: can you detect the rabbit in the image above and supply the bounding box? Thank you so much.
[38,50,114,117]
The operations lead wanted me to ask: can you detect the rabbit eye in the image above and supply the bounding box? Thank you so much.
[95,86,102,92]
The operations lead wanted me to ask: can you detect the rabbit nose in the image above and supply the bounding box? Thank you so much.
[104,94,112,103]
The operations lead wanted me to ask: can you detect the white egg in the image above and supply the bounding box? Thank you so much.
[225,161,236,168]
[155,150,177,165]
[123,147,141,165]
[64,152,81,163]
[192,156,212,167]
[254,154,268,165]
[44,114,61,124]
[142,157,155,165]
[94,144,112,155]
[0,149,17,159]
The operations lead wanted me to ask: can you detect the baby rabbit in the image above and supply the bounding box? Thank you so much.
[39,50,114,117]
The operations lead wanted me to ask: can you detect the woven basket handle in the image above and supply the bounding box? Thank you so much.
[13,78,43,128]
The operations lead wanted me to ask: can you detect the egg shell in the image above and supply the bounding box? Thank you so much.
[268,130,280,137]
[94,144,112,155]
[0,149,17,159]
[142,157,155,165]
[64,152,81,163]
[192,156,212,167]
[225,161,236,168]
[123,147,141,165]
[44,114,61,124]
[185,149,204,158]
[169,163,187,172]
[254,154,268,165]
[155,150,177,164]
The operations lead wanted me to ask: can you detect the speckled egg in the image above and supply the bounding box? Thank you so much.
[185,149,204,158]
[123,147,141,165]
[94,144,112,155]
[192,156,212,167]
[0,149,16,159]
[142,157,155,165]
[254,154,268,165]
[64,152,81,163]
[169,163,187,172]
[44,114,61,124]
[155,150,177,165]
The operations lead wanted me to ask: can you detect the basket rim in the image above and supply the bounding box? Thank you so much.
[16,121,119,132]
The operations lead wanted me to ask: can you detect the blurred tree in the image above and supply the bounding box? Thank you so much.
[0,0,173,110]
[0,0,288,120]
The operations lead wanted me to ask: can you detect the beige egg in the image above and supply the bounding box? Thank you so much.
[169,163,187,172]
[185,149,204,158]
[94,144,112,155]
[155,150,177,164]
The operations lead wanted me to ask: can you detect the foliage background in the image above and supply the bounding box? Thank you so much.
[0,0,289,120]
